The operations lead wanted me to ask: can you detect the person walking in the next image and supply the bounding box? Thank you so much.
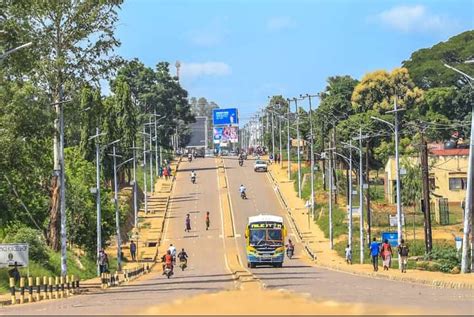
[185,214,191,232]
[163,166,169,180]
[381,239,393,271]
[205,211,210,230]
[345,244,352,265]
[397,239,409,273]
[369,238,380,272]
[98,249,109,274]
[130,240,137,262]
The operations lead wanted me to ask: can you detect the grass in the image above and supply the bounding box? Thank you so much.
[0,249,100,293]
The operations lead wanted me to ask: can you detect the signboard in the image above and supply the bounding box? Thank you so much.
[213,127,223,144]
[222,126,238,143]
[0,243,29,268]
[213,108,238,126]
[188,116,207,147]
[249,222,283,229]
[389,214,405,227]
[381,232,398,247]
[346,206,360,215]
[291,139,306,147]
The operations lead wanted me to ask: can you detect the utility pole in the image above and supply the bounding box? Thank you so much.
[348,142,353,253]
[131,142,139,228]
[271,111,275,160]
[142,127,148,214]
[302,94,317,219]
[108,140,122,272]
[294,97,302,198]
[89,128,106,276]
[154,110,159,176]
[286,98,291,181]
[420,128,433,253]
[279,114,283,168]
[358,129,364,264]
[328,142,334,250]
[148,118,153,192]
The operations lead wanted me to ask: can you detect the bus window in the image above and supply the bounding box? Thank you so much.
[268,229,282,243]
[250,229,265,245]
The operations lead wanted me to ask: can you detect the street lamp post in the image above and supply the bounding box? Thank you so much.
[89,128,106,276]
[302,94,318,219]
[286,98,291,180]
[141,128,149,214]
[371,97,404,270]
[443,62,473,273]
[0,42,32,60]
[148,118,154,192]
[107,139,122,271]
[294,98,302,198]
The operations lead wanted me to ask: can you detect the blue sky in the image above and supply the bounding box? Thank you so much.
[115,0,473,123]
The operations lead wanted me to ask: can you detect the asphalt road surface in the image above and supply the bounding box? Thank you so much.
[224,156,473,315]
[0,158,234,315]
[2,157,472,315]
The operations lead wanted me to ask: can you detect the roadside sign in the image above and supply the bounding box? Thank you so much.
[0,243,29,268]
[363,183,369,189]
[455,237,462,251]
[381,232,398,247]
[389,214,405,227]
[213,108,238,126]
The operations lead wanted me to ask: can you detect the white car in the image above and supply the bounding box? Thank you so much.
[254,160,268,172]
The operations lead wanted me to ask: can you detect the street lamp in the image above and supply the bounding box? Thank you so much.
[0,42,32,60]
[106,139,122,271]
[141,129,150,214]
[88,128,106,276]
[371,98,405,271]
[443,62,473,273]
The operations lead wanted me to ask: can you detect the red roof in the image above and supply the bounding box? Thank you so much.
[429,148,470,156]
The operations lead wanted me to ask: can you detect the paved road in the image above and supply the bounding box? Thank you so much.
[224,156,474,314]
[0,158,234,315]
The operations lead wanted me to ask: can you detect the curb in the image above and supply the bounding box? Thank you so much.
[267,167,474,290]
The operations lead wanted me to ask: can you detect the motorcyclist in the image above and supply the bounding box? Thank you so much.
[188,153,192,161]
[168,244,177,263]
[239,184,246,199]
[238,154,244,166]
[162,250,174,274]
[190,170,196,182]
[177,248,188,266]
[286,239,295,252]
[205,211,210,230]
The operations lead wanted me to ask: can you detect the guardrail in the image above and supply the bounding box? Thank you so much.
[8,275,79,305]
[100,264,150,289]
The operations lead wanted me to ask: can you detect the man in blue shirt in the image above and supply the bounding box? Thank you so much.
[369,238,380,272]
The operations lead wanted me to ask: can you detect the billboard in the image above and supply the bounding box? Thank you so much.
[213,126,238,144]
[213,127,223,144]
[0,244,29,268]
[222,126,238,143]
[188,116,207,147]
[213,108,238,126]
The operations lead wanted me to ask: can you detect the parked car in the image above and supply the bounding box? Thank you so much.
[221,150,229,156]
[254,160,268,172]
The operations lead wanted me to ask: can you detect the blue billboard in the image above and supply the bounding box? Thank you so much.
[213,108,238,126]
[381,232,398,247]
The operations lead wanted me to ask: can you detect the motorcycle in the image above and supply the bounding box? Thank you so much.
[191,175,196,184]
[240,191,247,199]
[239,159,243,166]
[164,264,173,278]
[188,156,192,162]
[286,247,294,259]
[179,259,187,271]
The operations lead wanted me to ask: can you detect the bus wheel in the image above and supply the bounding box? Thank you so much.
[249,262,256,268]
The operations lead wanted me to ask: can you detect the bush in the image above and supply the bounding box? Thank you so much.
[2,225,48,263]
[425,245,460,273]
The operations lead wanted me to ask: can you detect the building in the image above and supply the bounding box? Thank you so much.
[384,147,469,204]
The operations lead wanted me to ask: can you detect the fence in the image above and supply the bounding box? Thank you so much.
[9,275,79,305]
[100,264,150,289]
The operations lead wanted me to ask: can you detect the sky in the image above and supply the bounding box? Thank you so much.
[115,0,474,123]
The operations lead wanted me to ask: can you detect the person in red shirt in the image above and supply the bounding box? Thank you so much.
[381,239,393,271]
[162,250,174,274]
[205,212,210,230]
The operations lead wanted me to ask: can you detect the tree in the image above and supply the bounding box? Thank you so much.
[4,0,123,250]
[79,86,104,161]
[403,30,474,89]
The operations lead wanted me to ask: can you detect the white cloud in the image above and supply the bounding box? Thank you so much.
[266,16,296,31]
[374,5,459,32]
[180,62,231,79]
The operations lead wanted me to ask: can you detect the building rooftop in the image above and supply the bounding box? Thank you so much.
[429,148,470,156]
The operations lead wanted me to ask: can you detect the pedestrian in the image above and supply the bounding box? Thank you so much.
[98,249,109,274]
[167,165,172,178]
[8,262,20,284]
[381,239,393,271]
[158,165,163,178]
[163,167,169,180]
[205,211,210,230]
[345,244,352,264]
[369,238,380,272]
[397,239,409,273]
[130,240,137,262]
[185,214,191,232]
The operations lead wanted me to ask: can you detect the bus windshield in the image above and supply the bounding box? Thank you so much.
[249,229,283,246]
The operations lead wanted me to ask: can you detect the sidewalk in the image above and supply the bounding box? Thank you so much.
[268,162,474,289]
